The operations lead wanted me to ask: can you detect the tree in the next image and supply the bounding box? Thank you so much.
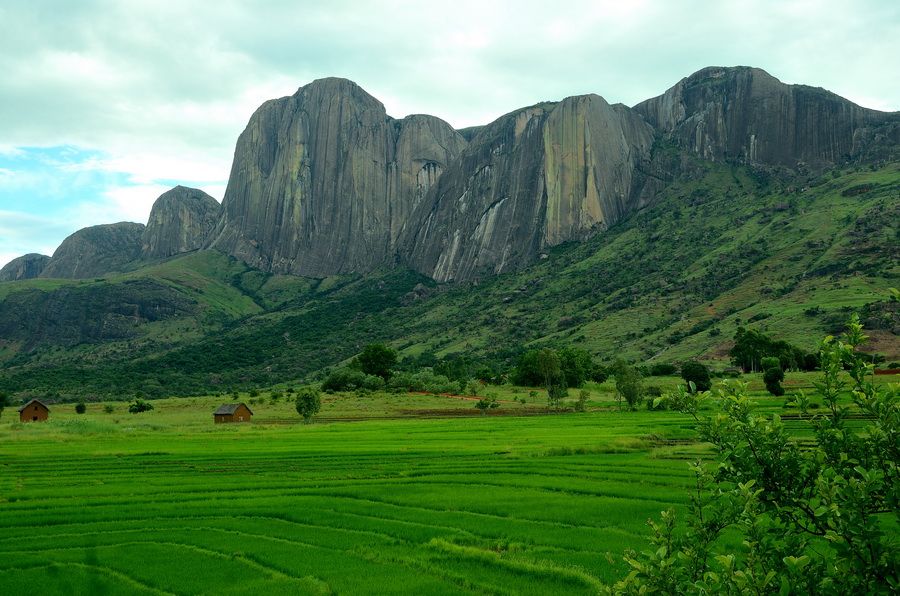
[608,314,900,595]
[591,363,610,383]
[0,391,10,420]
[761,356,785,396]
[680,361,712,392]
[75,401,87,414]
[557,347,594,388]
[511,349,547,387]
[536,347,563,411]
[612,359,643,410]
[354,343,398,380]
[574,389,590,413]
[294,387,321,423]
[474,394,500,416]
[128,398,154,414]
[728,326,771,372]
[650,363,678,376]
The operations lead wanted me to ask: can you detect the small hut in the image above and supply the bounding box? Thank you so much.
[213,403,253,423]
[18,399,50,422]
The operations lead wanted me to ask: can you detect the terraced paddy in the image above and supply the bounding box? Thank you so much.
[0,401,706,595]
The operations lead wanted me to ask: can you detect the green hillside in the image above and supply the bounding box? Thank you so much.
[0,160,897,399]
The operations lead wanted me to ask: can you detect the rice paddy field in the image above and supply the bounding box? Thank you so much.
[0,374,894,595]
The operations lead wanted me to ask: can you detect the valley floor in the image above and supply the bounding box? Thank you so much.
[1,374,896,594]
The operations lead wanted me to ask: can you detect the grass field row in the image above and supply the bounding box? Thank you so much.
[2,374,896,594]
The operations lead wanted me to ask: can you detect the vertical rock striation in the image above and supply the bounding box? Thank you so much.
[207,77,467,278]
[634,66,900,170]
[141,186,220,260]
[400,95,655,281]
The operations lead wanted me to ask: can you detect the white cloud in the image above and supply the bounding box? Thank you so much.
[0,0,897,264]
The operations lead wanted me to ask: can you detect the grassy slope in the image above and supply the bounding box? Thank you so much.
[396,161,898,365]
[0,162,897,397]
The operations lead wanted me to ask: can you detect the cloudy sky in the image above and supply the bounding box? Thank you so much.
[1,0,898,268]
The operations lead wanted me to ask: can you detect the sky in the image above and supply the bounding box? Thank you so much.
[1,0,898,269]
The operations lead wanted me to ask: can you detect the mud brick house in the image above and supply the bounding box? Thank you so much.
[18,399,50,422]
[213,403,253,423]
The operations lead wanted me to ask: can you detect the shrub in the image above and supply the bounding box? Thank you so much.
[75,401,87,414]
[294,387,321,423]
[127,399,154,414]
[763,366,785,396]
[322,368,367,392]
[362,374,385,391]
[680,361,712,392]
[761,356,785,396]
[609,315,900,595]
[649,363,678,376]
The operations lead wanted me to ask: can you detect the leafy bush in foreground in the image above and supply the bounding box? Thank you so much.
[608,315,900,594]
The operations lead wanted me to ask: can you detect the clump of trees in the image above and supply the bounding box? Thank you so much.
[649,363,678,376]
[607,315,900,594]
[322,343,399,392]
[729,326,818,372]
[512,346,598,411]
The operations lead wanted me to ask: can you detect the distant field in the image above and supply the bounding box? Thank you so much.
[1,373,895,594]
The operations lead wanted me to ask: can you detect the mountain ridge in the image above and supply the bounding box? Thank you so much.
[3,66,898,281]
[0,66,897,399]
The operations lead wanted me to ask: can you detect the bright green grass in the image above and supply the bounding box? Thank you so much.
[3,376,894,595]
[0,399,705,595]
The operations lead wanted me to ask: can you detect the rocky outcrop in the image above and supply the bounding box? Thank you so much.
[208,77,467,278]
[40,222,145,279]
[400,95,655,281]
[204,69,900,283]
[0,253,50,282]
[634,66,900,171]
[141,186,220,260]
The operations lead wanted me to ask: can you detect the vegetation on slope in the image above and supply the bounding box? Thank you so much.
[0,161,897,400]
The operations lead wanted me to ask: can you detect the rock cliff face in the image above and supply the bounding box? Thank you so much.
[634,66,900,170]
[40,222,145,279]
[21,67,896,285]
[208,77,467,277]
[0,253,50,282]
[400,95,655,281]
[141,186,220,260]
[201,68,900,282]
